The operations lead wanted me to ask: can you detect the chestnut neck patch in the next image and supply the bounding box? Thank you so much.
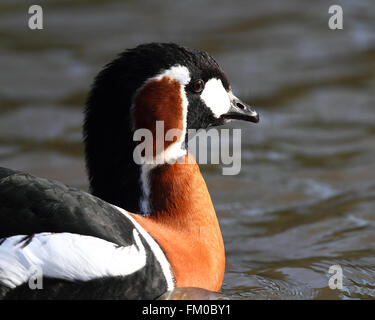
[133,76,184,156]
[84,43,230,215]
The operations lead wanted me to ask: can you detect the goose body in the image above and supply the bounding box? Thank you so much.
[0,43,258,299]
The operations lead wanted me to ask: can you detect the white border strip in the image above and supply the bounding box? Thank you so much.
[113,205,175,291]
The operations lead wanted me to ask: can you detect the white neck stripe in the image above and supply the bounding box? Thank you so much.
[136,65,190,214]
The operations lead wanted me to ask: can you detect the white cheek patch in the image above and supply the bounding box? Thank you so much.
[200,78,231,118]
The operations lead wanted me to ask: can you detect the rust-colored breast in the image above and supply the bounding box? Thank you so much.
[131,154,225,291]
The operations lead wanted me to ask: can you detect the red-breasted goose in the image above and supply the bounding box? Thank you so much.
[0,43,259,299]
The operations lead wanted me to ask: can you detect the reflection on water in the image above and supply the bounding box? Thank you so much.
[159,288,229,300]
[1,0,375,299]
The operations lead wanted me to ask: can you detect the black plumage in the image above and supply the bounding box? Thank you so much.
[0,43,236,299]
[0,168,169,299]
[84,43,229,213]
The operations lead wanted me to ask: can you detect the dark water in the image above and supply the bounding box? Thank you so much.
[1,0,375,299]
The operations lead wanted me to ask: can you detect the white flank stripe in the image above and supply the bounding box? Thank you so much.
[0,229,146,289]
[113,205,175,291]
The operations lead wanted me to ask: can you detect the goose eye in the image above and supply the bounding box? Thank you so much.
[192,79,205,93]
